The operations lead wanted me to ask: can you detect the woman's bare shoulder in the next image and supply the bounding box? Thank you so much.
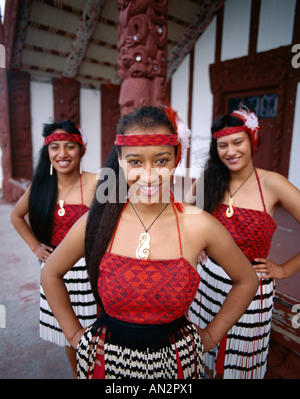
[83,171,97,185]
[256,168,289,187]
[180,203,216,231]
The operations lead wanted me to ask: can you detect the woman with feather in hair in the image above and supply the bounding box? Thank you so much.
[189,106,300,379]
[41,105,258,379]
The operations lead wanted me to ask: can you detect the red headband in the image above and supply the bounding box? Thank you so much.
[212,125,246,139]
[115,134,179,147]
[115,103,191,167]
[213,109,260,155]
[44,132,84,147]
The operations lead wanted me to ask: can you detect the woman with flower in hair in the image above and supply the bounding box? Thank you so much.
[189,106,300,379]
[41,106,258,379]
[11,120,98,377]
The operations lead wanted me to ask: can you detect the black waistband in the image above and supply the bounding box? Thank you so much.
[91,312,190,350]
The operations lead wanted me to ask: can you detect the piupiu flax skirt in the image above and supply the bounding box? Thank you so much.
[76,312,205,379]
[189,257,275,379]
[40,257,97,347]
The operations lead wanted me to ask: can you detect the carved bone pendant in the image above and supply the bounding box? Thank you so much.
[58,200,66,217]
[136,232,150,260]
[225,196,234,218]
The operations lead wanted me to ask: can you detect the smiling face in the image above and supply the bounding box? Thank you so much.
[216,131,252,171]
[48,130,81,174]
[118,126,176,204]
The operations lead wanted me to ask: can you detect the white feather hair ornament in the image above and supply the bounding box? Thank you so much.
[231,105,260,155]
[176,116,191,153]
[231,106,260,135]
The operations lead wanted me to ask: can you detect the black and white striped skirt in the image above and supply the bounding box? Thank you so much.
[76,312,205,379]
[40,257,97,347]
[189,257,275,379]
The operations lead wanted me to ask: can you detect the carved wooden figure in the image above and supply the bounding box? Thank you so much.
[117,0,168,115]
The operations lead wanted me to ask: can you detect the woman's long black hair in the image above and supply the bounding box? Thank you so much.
[204,114,244,213]
[84,106,177,307]
[29,120,83,246]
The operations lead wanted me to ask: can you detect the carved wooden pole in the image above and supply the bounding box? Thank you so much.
[117,0,168,115]
[0,18,13,200]
[0,69,13,200]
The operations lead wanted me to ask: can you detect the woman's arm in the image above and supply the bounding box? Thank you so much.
[10,187,53,261]
[254,172,300,279]
[41,213,88,348]
[198,214,259,352]
[268,172,300,222]
[254,253,300,279]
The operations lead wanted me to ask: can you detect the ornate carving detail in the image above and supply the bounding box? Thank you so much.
[0,69,13,198]
[0,69,32,202]
[10,0,32,71]
[210,48,289,96]
[101,83,120,165]
[8,71,32,180]
[117,0,167,115]
[53,78,80,125]
[63,0,104,80]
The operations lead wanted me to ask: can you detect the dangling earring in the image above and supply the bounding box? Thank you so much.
[79,159,82,175]
[50,163,53,176]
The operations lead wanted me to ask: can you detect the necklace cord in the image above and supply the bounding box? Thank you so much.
[130,201,169,232]
[59,174,80,202]
[229,168,255,198]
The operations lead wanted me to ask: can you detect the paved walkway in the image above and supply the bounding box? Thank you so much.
[0,196,299,379]
[0,198,73,379]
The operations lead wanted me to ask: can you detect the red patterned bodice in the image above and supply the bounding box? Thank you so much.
[212,170,276,262]
[98,201,200,324]
[50,175,89,247]
[51,203,89,247]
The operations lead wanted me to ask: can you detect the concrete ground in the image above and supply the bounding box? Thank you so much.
[0,197,73,379]
[0,195,299,379]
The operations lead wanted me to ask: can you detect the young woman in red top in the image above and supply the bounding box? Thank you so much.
[41,106,258,379]
[189,107,300,379]
[11,121,98,377]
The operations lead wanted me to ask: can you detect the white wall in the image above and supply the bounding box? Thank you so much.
[221,0,296,59]
[0,147,2,189]
[221,0,251,61]
[257,0,296,53]
[170,54,190,177]
[80,87,101,174]
[171,17,217,180]
[288,82,300,190]
[30,81,54,169]
[190,17,216,177]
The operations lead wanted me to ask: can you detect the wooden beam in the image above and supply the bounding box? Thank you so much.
[10,0,33,71]
[62,0,105,80]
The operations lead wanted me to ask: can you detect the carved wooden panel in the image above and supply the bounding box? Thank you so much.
[8,71,32,180]
[53,78,80,125]
[117,0,168,115]
[101,83,120,166]
[0,68,13,200]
